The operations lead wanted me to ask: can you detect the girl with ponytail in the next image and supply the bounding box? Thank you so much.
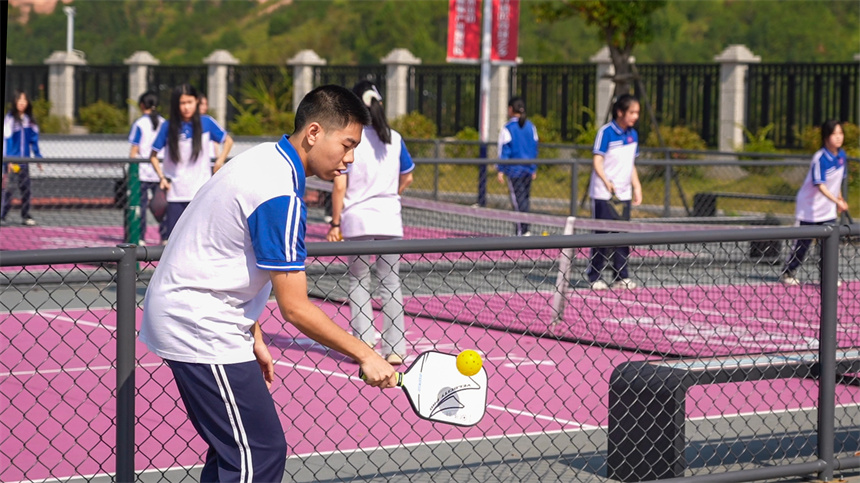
[496,96,539,236]
[326,80,415,365]
[129,91,166,244]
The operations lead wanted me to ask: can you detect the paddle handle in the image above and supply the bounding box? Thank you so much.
[358,369,404,387]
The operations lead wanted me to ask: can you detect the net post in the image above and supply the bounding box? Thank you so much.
[551,216,577,324]
[116,243,137,483]
[817,228,839,481]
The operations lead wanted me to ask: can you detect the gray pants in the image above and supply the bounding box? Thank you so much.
[346,235,406,357]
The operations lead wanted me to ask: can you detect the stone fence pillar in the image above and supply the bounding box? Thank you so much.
[44,50,86,120]
[715,45,760,152]
[288,50,326,113]
[124,51,159,124]
[381,49,421,121]
[204,50,240,127]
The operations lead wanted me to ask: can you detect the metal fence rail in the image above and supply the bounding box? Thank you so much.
[1,223,859,482]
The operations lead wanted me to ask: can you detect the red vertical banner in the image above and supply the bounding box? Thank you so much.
[491,0,519,63]
[447,0,482,63]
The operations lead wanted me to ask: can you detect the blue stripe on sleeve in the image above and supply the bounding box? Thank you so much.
[593,125,610,155]
[248,195,306,271]
[129,124,142,145]
[151,122,168,152]
[399,139,415,174]
[202,115,227,144]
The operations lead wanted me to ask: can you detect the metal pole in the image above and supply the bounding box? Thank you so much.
[664,163,673,217]
[63,7,75,53]
[570,161,579,216]
[477,0,493,207]
[116,244,137,483]
[817,228,838,482]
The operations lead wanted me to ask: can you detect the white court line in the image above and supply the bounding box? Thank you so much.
[1,362,163,378]
[574,291,802,329]
[276,359,588,429]
[4,308,116,331]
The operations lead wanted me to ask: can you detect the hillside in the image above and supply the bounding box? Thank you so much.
[5,0,859,65]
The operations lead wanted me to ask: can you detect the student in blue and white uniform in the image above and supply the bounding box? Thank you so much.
[129,91,166,245]
[149,83,234,241]
[781,119,849,286]
[140,85,397,482]
[2,91,42,226]
[496,96,539,236]
[327,81,414,366]
[586,94,643,290]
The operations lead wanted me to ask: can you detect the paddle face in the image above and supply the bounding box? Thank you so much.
[399,351,487,426]
[608,195,629,220]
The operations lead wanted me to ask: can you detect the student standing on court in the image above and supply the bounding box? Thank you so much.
[140,85,398,482]
[780,119,849,286]
[149,83,234,241]
[586,94,643,290]
[326,81,414,366]
[2,91,42,226]
[495,96,539,236]
[128,91,167,245]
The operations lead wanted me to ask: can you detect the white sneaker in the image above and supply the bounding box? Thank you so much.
[22,217,37,226]
[522,231,532,237]
[591,280,609,290]
[780,273,800,286]
[323,215,333,223]
[612,278,637,290]
[138,240,147,247]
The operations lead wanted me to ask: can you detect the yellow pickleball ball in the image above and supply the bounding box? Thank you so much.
[10,163,20,173]
[456,349,483,377]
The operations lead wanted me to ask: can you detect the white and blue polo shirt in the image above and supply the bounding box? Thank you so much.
[151,116,227,202]
[3,113,42,159]
[496,118,539,178]
[795,147,846,223]
[589,120,639,201]
[341,127,415,238]
[140,135,307,364]
[128,114,165,183]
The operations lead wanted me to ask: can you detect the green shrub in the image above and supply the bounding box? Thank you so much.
[528,114,560,161]
[797,122,860,158]
[391,111,436,139]
[644,125,708,178]
[30,98,70,134]
[78,101,128,134]
[227,68,292,136]
[392,112,438,157]
[445,127,480,159]
[228,111,265,136]
[739,124,780,175]
[572,107,599,160]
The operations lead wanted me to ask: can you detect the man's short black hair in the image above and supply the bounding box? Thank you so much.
[293,85,371,133]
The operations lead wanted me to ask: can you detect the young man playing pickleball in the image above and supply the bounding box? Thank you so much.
[140,85,399,482]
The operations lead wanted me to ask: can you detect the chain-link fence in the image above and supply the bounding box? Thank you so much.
[2,212,859,482]
[1,135,856,251]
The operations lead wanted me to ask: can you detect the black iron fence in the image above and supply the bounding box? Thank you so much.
[511,63,596,142]
[313,64,387,94]
[146,65,208,112]
[635,63,721,147]
[747,63,860,149]
[408,64,481,137]
[4,64,49,106]
[6,62,857,144]
[73,65,129,119]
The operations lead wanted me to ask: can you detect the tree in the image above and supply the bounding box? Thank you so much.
[533,1,666,95]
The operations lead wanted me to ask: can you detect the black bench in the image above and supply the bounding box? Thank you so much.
[607,349,860,482]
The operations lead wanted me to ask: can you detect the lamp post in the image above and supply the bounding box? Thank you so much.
[63,6,75,53]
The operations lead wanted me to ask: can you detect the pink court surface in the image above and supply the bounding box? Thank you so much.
[3,293,860,482]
